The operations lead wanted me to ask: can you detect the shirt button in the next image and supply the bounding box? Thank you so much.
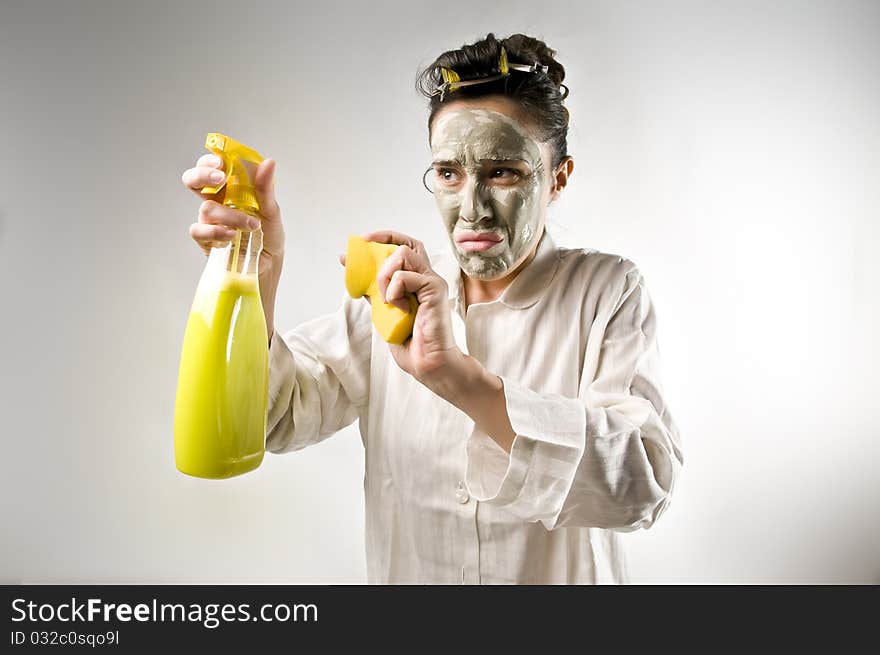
[455,481,470,504]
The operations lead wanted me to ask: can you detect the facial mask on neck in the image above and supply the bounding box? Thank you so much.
[430,107,550,280]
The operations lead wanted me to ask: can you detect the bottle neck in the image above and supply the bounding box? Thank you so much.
[212,204,263,276]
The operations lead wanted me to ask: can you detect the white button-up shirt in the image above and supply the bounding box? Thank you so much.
[266,229,684,584]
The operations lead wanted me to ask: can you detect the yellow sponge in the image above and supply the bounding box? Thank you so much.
[345,235,419,344]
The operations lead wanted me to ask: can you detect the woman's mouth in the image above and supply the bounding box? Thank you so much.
[455,231,504,253]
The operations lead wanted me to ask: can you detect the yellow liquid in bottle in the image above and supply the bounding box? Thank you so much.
[174,270,268,478]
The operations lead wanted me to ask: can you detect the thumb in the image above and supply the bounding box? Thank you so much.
[254,158,280,221]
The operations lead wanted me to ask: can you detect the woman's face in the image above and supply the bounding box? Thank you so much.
[429,96,557,281]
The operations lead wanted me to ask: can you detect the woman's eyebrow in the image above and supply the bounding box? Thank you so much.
[480,158,532,168]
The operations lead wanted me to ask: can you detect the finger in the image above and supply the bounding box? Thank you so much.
[253,158,280,221]
[386,270,430,311]
[376,246,431,301]
[189,222,237,249]
[362,229,427,256]
[199,200,261,231]
[182,165,227,197]
[376,246,409,300]
[196,153,224,169]
[376,247,404,300]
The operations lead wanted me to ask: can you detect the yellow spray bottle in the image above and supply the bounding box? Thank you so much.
[173,133,268,479]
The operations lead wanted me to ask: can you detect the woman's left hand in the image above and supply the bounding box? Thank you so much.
[339,230,462,386]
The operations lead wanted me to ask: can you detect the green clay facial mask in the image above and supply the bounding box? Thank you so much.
[430,107,549,280]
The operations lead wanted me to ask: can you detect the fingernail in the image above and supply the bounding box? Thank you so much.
[210,170,225,184]
[248,217,260,230]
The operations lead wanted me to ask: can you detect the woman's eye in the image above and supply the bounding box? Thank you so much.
[435,168,460,184]
[489,168,522,182]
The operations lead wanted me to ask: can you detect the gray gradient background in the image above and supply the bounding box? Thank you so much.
[1,0,878,583]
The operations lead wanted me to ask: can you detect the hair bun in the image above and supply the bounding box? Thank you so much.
[501,33,566,89]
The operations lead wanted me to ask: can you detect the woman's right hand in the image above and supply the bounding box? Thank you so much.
[180,153,285,279]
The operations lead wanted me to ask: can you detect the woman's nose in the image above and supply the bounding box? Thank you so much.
[459,179,491,223]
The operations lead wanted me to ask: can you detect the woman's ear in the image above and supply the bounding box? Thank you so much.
[549,157,574,203]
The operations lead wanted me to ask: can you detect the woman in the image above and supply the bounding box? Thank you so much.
[180,33,684,584]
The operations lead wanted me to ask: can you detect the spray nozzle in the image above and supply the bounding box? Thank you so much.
[201,133,265,216]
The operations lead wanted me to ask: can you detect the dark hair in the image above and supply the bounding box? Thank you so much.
[416,33,570,170]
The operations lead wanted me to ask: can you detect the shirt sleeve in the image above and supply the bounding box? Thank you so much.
[464,266,684,532]
[265,291,372,454]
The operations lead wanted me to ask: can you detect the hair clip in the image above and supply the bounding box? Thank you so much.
[433,46,553,101]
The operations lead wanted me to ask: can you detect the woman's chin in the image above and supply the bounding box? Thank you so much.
[457,250,512,279]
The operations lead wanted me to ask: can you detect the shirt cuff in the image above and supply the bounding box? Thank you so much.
[464,375,587,526]
[268,327,295,402]
[265,329,297,452]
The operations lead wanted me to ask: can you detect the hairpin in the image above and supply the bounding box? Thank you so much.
[433,46,551,101]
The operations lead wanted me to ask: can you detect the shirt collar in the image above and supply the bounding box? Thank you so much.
[431,228,561,312]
